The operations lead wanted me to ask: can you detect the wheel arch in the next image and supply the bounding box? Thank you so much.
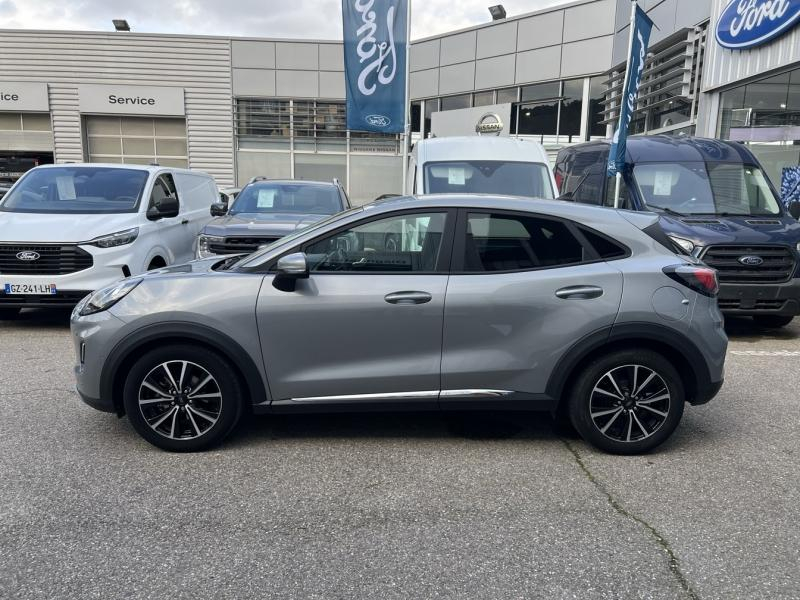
[100,322,268,416]
[547,323,712,411]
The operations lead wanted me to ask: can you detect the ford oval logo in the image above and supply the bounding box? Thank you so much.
[716,0,800,50]
[365,114,391,128]
[16,251,40,261]
[738,255,764,266]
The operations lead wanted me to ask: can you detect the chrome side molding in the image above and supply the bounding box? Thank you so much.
[290,389,514,402]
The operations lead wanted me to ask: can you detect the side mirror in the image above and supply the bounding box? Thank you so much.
[272,252,309,292]
[147,196,179,220]
[210,202,228,217]
[788,201,800,220]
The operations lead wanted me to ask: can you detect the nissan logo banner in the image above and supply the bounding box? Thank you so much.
[342,0,409,134]
[607,4,654,178]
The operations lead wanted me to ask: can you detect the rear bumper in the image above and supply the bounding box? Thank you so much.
[717,279,800,316]
[689,378,724,406]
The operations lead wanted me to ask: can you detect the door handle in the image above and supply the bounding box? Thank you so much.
[555,285,604,299]
[384,291,432,305]
[181,219,189,225]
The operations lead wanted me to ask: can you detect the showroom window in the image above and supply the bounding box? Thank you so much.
[588,76,607,139]
[304,212,448,272]
[473,91,495,107]
[85,116,188,167]
[441,94,471,111]
[463,213,586,272]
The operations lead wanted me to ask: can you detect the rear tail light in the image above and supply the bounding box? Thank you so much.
[663,264,719,297]
[554,170,564,193]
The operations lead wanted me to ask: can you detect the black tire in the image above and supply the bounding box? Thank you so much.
[752,315,794,328]
[0,307,21,320]
[568,349,685,455]
[122,344,244,452]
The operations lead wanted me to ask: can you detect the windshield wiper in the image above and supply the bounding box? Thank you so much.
[647,204,687,217]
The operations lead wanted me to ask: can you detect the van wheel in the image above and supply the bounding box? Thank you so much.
[752,315,794,328]
[122,344,244,452]
[568,349,684,455]
[0,308,21,320]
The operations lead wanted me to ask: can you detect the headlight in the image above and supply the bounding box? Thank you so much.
[667,235,695,254]
[79,278,142,316]
[86,228,139,248]
[197,235,224,259]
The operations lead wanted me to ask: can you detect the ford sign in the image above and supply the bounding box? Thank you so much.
[738,255,765,266]
[16,251,40,261]
[716,0,800,50]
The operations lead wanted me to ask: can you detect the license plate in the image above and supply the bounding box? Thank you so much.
[3,283,57,295]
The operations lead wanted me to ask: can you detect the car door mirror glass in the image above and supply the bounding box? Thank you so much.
[210,202,228,217]
[788,201,800,220]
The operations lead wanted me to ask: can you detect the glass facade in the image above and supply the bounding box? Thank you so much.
[718,66,800,193]
[234,98,401,205]
[416,78,595,145]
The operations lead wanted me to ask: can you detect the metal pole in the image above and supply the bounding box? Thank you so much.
[401,0,412,196]
[615,0,638,209]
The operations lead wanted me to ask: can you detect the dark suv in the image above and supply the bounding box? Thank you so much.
[197,178,349,258]
[555,136,800,328]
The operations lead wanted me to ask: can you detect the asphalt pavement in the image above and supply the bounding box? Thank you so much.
[0,310,798,599]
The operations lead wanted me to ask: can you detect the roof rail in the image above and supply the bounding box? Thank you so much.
[248,175,269,184]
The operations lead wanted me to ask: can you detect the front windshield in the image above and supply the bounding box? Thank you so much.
[0,167,148,214]
[234,206,363,269]
[230,182,344,216]
[423,161,555,199]
[633,162,781,216]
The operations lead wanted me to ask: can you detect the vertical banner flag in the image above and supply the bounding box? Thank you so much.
[607,4,654,177]
[342,0,409,134]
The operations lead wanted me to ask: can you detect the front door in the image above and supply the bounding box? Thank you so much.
[257,210,454,405]
[441,210,624,402]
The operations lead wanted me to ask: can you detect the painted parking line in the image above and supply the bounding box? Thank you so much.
[730,350,800,356]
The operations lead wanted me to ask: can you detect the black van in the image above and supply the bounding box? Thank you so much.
[554,135,800,328]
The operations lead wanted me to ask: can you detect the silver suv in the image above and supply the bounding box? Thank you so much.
[71,195,727,454]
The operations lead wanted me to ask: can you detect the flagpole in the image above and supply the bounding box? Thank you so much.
[614,0,638,209]
[401,0,412,196]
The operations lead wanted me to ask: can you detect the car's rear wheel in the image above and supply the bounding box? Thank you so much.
[752,315,794,328]
[123,344,243,452]
[0,308,21,320]
[568,349,685,455]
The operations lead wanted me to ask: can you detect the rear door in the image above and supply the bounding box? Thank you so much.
[441,209,625,402]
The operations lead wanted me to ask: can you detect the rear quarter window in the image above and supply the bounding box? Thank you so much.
[578,227,629,260]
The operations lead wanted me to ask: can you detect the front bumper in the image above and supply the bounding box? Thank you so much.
[0,243,141,307]
[717,279,800,316]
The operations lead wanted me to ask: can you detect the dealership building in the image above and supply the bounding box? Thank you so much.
[0,0,798,204]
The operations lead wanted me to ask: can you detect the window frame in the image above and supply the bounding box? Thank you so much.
[265,207,458,275]
[148,173,180,211]
[449,208,629,275]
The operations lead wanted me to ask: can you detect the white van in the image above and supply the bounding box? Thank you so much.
[407,136,558,199]
[0,163,217,317]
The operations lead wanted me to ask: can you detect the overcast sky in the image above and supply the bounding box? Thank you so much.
[0,0,572,40]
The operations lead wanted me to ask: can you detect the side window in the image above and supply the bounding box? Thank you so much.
[149,174,179,208]
[562,150,605,205]
[464,212,587,272]
[304,212,448,273]
[604,176,631,209]
[578,227,628,260]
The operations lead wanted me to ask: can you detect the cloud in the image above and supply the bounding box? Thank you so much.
[0,0,571,40]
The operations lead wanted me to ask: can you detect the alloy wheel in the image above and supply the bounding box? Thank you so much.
[138,360,222,440]
[589,364,670,443]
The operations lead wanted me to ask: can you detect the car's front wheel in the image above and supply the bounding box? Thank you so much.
[122,344,244,452]
[568,349,685,455]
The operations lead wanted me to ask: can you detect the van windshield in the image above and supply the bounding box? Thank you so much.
[0,167,148,214]
[633,162,781,216]
[423,161,555,199]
